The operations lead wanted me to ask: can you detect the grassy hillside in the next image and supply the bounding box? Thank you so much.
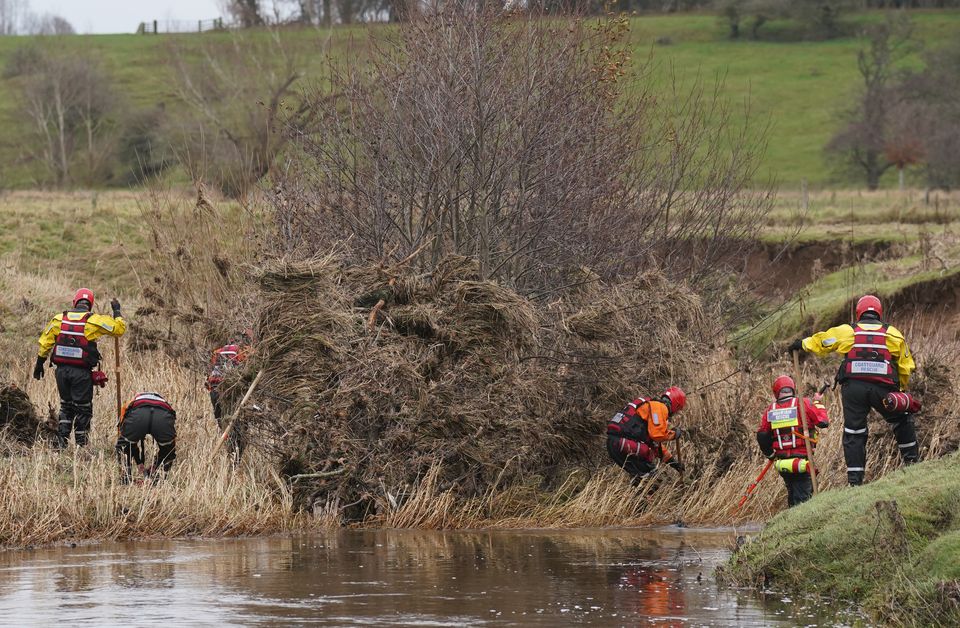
[721,453,960,626]
[1,11,960,189]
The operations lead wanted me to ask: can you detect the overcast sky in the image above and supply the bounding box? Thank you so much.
[29,0,223,34]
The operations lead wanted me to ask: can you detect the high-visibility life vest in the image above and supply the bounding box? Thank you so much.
[51,311,97,368]
[765,397,811,458]
[841,323,898,387]
[607,397,671,443]
[208,344,242,387]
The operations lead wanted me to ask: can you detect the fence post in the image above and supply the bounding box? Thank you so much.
[153,20,158,34]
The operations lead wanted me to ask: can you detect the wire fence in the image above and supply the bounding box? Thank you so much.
[137,18,225,35]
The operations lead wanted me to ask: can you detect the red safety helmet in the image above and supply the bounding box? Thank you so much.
[662,386,686,413]
[772,375,795,398]
[856,294,882,320]
[73,288,95,310]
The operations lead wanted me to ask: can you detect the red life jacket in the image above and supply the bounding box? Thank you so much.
[208,344,242,386]
[127,392,175,414]
[764,397,811,458]
[607,397,672,443]
[51,311,97,368]
[841,323,898,387]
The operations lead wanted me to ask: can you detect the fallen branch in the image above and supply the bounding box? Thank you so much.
[213,369,264,455]
[289,467,348,481]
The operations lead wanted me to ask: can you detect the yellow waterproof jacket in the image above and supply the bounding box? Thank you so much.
[38,310,127,359]
[801,322,914,390]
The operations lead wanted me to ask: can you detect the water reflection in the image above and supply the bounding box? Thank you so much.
[0,527,858,626]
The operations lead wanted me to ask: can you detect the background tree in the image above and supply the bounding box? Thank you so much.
[168,30,319,197]
[0,0,25,35]
[19,49,120,186]
[24,13,74,35]
[826,14,916,189]
[899,38,960,189]
[221,0,266,27]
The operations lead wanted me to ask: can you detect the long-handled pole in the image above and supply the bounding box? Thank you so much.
[793,350,820,495]
[114,336,122,419]
[733,459,774,512]
[674,427,684,483]
[213,370,263,455]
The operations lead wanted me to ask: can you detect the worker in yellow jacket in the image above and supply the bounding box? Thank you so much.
[35,288,126,448]
[788,294,917,486]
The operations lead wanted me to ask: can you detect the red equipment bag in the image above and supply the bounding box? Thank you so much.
[883,391,921,414]
[92,370,109,388]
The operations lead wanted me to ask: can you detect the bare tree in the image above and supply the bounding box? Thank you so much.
[168,29,320,197]
[22,12,74,35]
[221,0,267,26]
[19,50,119,185]
[0,0,26,35]
[274,9,771,292]
[826,14,916,190]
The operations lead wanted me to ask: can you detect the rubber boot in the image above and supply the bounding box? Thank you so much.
[891,414,920,464]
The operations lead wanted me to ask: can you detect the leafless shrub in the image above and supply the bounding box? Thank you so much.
[168,29,322,197]
[275,9,772,295]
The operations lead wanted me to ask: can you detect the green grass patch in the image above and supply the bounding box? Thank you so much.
[721,452,960,626]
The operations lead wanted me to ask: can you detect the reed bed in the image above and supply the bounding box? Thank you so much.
[0,254,317,548]
[0,351,317,548]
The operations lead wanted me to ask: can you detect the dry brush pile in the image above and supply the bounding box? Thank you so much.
[223,252,714,524]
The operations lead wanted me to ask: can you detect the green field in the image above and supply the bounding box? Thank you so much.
[1,11,959,189]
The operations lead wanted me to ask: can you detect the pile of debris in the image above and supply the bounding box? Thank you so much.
[224,253,710,521]
[0,383,47,447]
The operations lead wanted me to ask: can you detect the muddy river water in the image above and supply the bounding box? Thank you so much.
[0,527,857,626]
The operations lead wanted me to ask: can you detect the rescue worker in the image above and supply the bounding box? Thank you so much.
[116,391,177,483]
[756,375,829,507]
[607,387,686,483]
[34,289,126,448]
[206,331,251,457]
[788,294,918,486]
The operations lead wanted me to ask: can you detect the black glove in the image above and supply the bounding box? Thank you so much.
[787,339,803,354]
[33,356,45,380]
[672,426,682,440]
[111,298,122,318]
[668,460,685,473]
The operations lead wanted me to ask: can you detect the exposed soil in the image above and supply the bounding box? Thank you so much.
[746,239,900,298]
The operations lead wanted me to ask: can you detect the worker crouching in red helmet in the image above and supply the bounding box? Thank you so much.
[756,375,829,507]
[607,387,686,484]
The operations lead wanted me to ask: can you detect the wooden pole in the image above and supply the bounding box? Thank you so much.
[114,336,122,420]
[793,350,820,495]
[213,370,263,455]
[674,427,684,483]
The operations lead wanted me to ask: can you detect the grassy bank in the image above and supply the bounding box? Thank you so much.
[721,453,960,626]
[2,12,960,188]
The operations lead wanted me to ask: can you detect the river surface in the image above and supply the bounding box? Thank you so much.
[0,527,857,626]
